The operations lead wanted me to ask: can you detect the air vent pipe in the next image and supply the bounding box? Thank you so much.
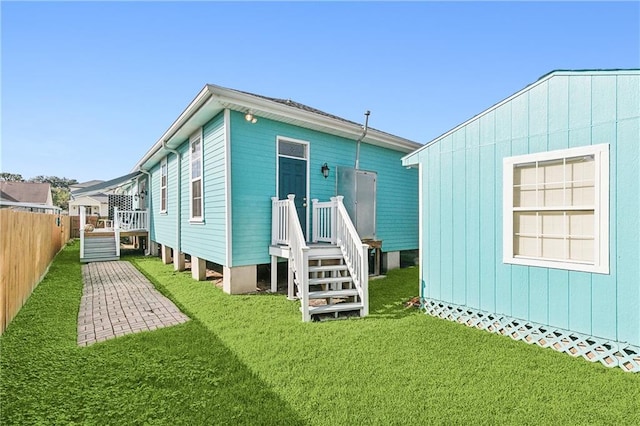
[354,110,370,170]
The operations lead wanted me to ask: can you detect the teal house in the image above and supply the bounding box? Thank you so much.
[403,70,639,371]
[119,84,421,319]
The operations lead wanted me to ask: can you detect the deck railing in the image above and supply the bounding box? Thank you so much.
[311,199,336,244]
[113,208,149,232]
[271,197,291,245]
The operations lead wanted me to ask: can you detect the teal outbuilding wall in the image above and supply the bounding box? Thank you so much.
[404,70,639,347]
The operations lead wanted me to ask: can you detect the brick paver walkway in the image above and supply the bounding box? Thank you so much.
[78,261,189,346]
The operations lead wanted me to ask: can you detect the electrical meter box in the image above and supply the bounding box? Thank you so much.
[336,166,377,240]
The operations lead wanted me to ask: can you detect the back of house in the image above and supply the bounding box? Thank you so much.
[134,84,421,296]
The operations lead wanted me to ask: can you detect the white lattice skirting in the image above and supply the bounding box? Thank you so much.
[423,298,640,373]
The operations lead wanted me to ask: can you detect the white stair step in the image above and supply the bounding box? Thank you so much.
[307,302,363,315]
[308,264,348,273]
[308,247,342,258]
[309,276,353,285]
[308,289,359,299]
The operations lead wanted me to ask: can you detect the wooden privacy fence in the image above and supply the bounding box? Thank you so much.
[0,210,71,334]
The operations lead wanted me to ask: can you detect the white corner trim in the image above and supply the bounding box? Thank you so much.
[418,163,423,297]
[224,108,233,267]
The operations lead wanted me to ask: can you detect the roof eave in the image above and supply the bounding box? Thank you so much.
[404,69,640,159]
[134,84,423,171]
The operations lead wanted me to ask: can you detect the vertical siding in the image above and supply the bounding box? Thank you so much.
[230,110,418,267]
[177,111,227,265]
[418,72,640,346]
[615,73,640,343]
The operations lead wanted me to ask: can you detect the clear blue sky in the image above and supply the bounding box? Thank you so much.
[2,1,638,183]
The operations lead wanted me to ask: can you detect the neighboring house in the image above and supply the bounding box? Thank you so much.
[69,194,109,217]
[402,70,639,371]
[69,180,107,216]
[0,181,54,212]
[95,84,421,301]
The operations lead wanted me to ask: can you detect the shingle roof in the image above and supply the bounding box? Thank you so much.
[0,182,52,204]
[235,89,363,127]
[232,88,409,140]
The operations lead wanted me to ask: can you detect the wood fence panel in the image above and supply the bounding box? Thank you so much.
[0,210,72,334]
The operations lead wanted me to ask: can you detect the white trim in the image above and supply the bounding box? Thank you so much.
[160,156,168,213]
[224,109,233,267]
[418,162,423,297]
[503,143,609,274]
[189,127,204,222]
[276,136,310,241]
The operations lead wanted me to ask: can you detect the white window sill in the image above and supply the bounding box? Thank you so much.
[189,219,205,225]
[503,256,609,275]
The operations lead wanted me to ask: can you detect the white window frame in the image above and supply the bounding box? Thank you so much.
[189,128,204,222]
[160,157,168,213]
[503,143,609,274]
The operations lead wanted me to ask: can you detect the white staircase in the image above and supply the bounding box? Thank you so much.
[78,206,149,263]
[81,235,119,263]
[303,245,365,319]
[271,195,369,322]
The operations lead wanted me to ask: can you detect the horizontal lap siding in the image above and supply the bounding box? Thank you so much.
[150,156,177,247]
[179,112,227,265]
[419,73,640,346]
[230,110,419,267]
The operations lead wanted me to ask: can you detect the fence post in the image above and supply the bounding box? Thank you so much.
[271,197,278,245]
[79,206,85,259]
[332,196,341,245]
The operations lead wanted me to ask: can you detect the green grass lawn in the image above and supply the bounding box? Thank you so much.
[1,242,639,425]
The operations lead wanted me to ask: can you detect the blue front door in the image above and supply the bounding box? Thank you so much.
[279,156,307,237]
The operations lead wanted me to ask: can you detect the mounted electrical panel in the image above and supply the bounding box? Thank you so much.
[336,166,377,240]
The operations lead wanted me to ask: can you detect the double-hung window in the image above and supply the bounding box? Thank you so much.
[190,129,203,221]
[503,144,609,274]
[160,157,168,213]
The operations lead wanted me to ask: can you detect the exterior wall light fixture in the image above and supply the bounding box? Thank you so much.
[321,163,330,179]
[245,111,258,124]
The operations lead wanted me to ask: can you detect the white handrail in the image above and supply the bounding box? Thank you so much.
[272,194,368,320]
[283,195,311,321]
[334,196,369,316]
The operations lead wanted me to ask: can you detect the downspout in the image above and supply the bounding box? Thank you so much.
[138,168,151,255]
[354,110,370,170]
[163,141,182,256]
